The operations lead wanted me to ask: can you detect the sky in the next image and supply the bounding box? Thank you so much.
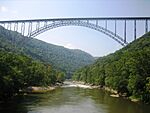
[0,0,150,56]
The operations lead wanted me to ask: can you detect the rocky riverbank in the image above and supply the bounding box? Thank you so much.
[23,86,56,94]
[69,81,140,103]
[20,81,140,103]
[20,82,64,94]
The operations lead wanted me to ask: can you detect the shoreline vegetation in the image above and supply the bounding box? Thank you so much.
[71,81,140,103]
[21,82,64,94]
[72,33,150,104]
[0,50,65,101]
[0,25,150,105]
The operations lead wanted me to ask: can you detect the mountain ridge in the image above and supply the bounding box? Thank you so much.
[0,26,95,78]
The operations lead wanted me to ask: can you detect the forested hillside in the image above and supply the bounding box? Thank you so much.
[73,32,150,103]
[0,26,94,78]
[0,50,66,100]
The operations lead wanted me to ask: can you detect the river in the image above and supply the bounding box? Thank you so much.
[0,82,150,113]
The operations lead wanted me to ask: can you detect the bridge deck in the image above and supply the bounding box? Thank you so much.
[0,17,150,23]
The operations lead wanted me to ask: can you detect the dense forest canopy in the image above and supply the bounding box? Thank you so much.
[0,25,95,100]
[0,26,95,78]
[73,32,150,103]
[0,50,66,100]
[1,24,150,104]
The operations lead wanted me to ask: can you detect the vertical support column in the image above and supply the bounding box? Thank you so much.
[12,23,17,45]
[134,20,136,40]
[14,22,18,32]
[14,23,16,31]
[7,23,11,30]
[78,20,80,24]
[30,22,32,34]
[53,21,55,27]
[28,22,32,37]
[96,20,98,26]
[16,23,18,32]
[10,23,12,30]
[115,20,117,36]
[124,20,127,43]
[21,22,25,36]
[44,21,47,26]
[105,20,107,29]
[145,19,148,33]
[28,22,30,36]
[87,20,89,24]
[36,22,40,31]
[7,23,9,29]
[44,21,48,28]
[2,23,5,28]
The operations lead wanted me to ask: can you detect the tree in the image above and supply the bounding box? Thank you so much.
[56,72,65,83]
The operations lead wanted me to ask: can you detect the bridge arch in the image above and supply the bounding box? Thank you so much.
[29,21,128,46]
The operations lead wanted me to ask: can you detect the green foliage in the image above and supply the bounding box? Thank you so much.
[0,25,94,100]
[56,72,65,83]
[73,32,150,104]
[0,26,95,78]
[0,50,58,100]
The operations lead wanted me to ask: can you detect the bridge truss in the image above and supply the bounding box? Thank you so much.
[0,17,150,46]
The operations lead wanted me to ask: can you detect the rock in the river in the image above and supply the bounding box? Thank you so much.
[26,86,55,94]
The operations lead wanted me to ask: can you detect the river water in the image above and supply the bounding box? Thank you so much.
[0,83,150,113]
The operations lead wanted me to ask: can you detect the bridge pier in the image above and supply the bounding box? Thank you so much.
[21,22,25,36]
[134,20,136,40]
[14,22,18,32]
[114,20,117,36]
[96,20,98,26]
[145,19,148,33]
[27,22,32,37]
[105,20,107,29]
[124,20,126,43]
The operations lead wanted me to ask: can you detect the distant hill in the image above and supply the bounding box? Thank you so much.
[0,26,95,78]
[73,32,150,103]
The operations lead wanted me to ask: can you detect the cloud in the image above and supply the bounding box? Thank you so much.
[0,6,8,12]
[0,6,18,14]
[64,43,75,49]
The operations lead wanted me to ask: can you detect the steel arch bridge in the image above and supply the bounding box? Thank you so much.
[0,17,150,46]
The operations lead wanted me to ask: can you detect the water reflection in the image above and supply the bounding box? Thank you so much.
[0,87,150,113]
